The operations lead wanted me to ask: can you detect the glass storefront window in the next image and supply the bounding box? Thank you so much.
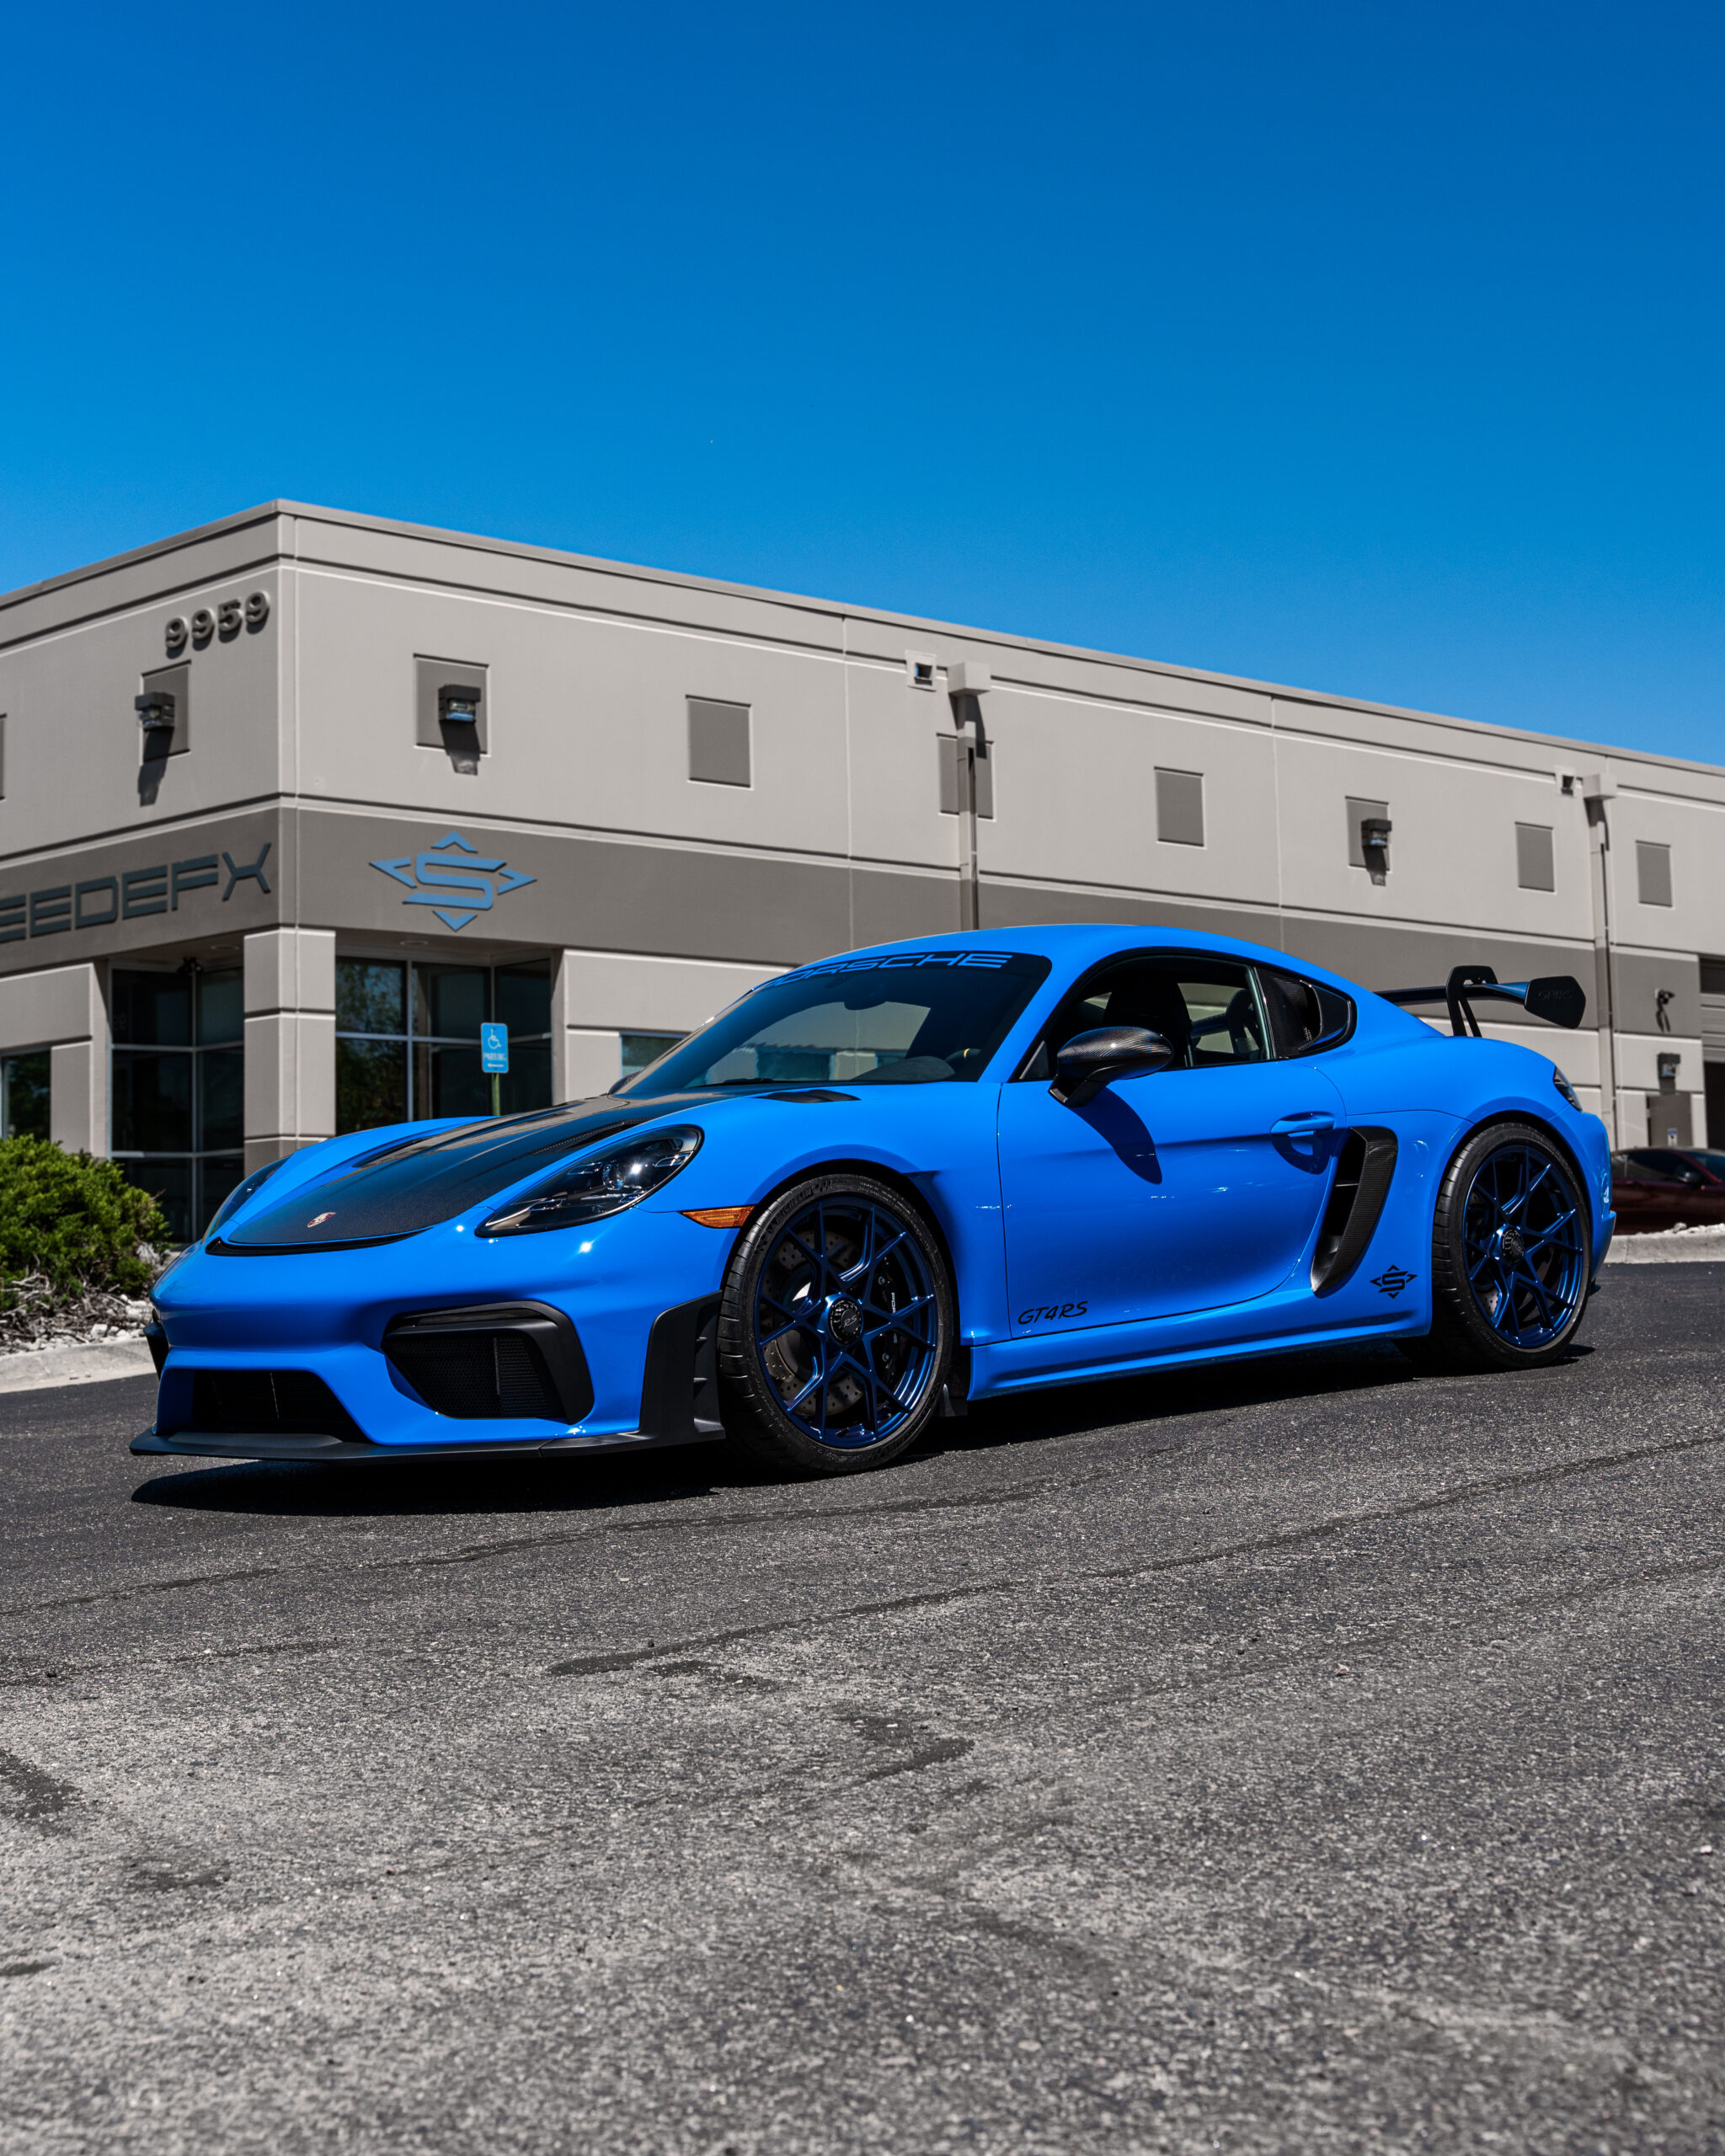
[621,1031,684,1080]
[111,967,244,1242]
[1,1052,51,1140]
[336,957,554,1134]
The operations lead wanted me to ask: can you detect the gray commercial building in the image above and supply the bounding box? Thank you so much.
[0,499,1719,1240]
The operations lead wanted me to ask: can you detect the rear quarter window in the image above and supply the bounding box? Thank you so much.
[1261,969,1354,1057]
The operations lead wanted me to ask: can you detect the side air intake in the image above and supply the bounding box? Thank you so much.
[384,1302,594,1423]
[1311,1127,1399,1294]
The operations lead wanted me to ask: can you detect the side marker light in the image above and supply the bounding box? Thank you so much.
[682,1206,754,1230]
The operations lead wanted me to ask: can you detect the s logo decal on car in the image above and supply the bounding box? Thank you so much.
[1017,1301,1088,1325]
[1371,1263,1417,1299]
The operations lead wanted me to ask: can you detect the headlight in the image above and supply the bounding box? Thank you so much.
[1551,1065,1581,1111]
[477,1125,702,1237]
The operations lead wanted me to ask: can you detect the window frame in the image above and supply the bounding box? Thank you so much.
[109,965,245,1241]
[1258,965,1357,1059]
[334,954,554,1130]
[1011,948,1284,1081]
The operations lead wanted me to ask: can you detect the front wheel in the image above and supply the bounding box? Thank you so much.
[1414,1121,1591,1372]
[717,1174,953,1475]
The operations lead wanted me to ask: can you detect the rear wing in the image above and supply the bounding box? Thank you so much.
[1380,965,1587,1038]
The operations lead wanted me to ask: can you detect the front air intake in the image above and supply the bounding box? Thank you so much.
[383,1302,593,1423]
[189,1369,365,1440]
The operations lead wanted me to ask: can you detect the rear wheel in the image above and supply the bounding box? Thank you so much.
[718,1173,953,1475]
[1413,1122,1591,1372]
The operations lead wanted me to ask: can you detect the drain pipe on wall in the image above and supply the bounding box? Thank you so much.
[1582,765,1619,1145]
[948,661,991,932]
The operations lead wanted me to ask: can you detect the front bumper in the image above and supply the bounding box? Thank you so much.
[136,1219,729,1463]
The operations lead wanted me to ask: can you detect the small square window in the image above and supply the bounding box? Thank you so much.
[415,656,489,771]
[138,665,190,758]
[1637,840,1673,907]
[688,698,751,787]
[621,1030,683,1077]
[937,734,994,818]
[1515,823,1555,891]
[1155,768,1204,847]
[906,651,937,691]
[1346,796,1391,870]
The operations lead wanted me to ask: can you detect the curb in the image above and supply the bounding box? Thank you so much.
[0,1337,157,1393]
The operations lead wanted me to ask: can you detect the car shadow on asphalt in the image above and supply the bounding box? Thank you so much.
[126,1332,1590,1524]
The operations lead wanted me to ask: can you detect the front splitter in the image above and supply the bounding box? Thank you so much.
[131,1424,725,1464]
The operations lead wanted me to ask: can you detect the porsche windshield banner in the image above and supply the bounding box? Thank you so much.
[777,949,1020,985]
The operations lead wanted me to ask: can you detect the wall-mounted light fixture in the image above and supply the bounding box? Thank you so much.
[135,690,176,738]
[416,656,489,773]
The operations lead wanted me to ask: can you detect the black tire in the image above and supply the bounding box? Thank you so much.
[1409,1120,1592,1373]
[718,1172,953,1476]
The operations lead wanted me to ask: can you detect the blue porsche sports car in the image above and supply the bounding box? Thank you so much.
[135,924,1612,1476]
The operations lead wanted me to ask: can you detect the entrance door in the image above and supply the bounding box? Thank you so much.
[998,953,1343,1333]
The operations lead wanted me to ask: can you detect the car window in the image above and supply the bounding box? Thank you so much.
[1623,1151,1690,1183]
[1262,969,1354,1057]
[1033,957,1268,1074]
[1685,1150,1725,1182]
[617,949,1051,1094]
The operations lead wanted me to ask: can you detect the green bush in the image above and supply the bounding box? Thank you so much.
[0,1138,170,1303]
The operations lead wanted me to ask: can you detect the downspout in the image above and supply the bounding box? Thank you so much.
[947,661,991,932]
[1583,766,1618,1145]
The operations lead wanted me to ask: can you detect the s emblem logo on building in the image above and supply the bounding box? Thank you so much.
[369,830,537,932]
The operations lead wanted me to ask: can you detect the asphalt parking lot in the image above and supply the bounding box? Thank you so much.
[3,1267,1723,2156]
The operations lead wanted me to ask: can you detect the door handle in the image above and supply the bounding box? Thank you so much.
[1271,1112,1336,1136]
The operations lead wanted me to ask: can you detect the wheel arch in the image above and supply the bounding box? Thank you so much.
[749,1155,964,1333]
[1445,1107,1599,1253]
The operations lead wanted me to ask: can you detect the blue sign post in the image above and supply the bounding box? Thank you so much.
[481,1022,509,1116]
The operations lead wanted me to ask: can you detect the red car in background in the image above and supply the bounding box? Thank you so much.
[1610,1149,1725,1232]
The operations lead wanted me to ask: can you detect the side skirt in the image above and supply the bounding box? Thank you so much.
[973,1311,1419,1400]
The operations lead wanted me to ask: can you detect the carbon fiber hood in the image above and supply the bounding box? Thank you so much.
[216,1093,731,1251]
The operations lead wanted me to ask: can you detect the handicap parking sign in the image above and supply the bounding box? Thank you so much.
[480,1022,509,1075]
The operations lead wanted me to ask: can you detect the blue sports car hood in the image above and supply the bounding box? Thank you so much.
[216,1093,731,1251]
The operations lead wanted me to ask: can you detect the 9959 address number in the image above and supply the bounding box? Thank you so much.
[165,591,270,653]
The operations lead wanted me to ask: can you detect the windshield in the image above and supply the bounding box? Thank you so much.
[618,948,1051,1097]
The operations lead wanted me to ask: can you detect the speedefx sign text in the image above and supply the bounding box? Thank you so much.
[0,844,272,944]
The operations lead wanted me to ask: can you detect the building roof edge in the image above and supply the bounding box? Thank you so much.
[3,499,1720,785]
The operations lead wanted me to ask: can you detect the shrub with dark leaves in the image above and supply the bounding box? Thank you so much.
[0,1138,170,1305]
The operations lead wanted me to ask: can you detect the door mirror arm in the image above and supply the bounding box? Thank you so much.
[1049,1027,1175,1109]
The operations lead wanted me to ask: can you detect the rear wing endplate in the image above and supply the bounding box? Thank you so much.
[1380,965,1587,1038]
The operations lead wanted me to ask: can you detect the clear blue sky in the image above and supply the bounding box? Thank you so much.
[4,2,1722,764]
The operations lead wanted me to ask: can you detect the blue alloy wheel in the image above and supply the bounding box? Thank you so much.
[751,1193,941,1449]
[1459,1139,1587,1349]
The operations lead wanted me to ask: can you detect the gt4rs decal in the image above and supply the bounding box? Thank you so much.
[1017,1300,1089,1326]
